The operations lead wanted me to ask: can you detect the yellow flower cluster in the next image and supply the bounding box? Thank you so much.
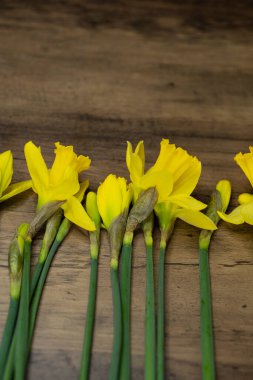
[0,139,223,237]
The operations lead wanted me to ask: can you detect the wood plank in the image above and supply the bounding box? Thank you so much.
[0,1,253,378]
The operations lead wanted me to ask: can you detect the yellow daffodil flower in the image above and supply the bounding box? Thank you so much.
[127,139,216,233]
[97,174,132,230]
[25,141,95,231]
[97,174,132,268]
[0,150,31,203]
[218,148,253,225]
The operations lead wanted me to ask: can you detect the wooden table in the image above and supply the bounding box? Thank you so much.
[0,1,253,378]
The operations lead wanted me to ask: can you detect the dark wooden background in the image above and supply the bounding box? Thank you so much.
[0,1,253,378]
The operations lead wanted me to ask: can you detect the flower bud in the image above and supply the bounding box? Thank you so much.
[39,209,63,263]
[125,187,158,233]
[8,223,29,298]
[86,192,101,227]
[28,201,63,239]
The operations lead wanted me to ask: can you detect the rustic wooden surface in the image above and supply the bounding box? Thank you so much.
[0,1,253,379]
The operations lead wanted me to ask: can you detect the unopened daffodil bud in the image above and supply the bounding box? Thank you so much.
[27,201,63,240]
[97,174,132,268]
[56,218,72,242]
[39,209,63,263]
[124,187,158,245]
[8,223,29,299]
[86,192,101,227]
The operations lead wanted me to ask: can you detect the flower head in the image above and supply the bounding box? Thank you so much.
[218,147,253,225]
[25,141,90,207]
[127,139,216,235]
[199,180,231,249]
[25,141,95,231]
[0,150,31,203]
[97,174,132,268]
[97,174,132,230]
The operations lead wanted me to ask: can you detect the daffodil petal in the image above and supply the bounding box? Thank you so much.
[50,143,77,184]
[86,192,101,225]
[140,170,173,203]
[76,155,91,173]
[24,141,49,194]
[97,174,124,229]
[0,180,32,202]
[147,139,175,174]
[238,193,253,205]
[241,202,253,225]
[46,167,80,202]
[216,180,231,212]
[0,150,13,196]
[126,141,145,182]
[217,206,244,225]
[61,196,95,231]
[234,151,253,187]
[118,176,132,211]
[176,208,217,230]
[75,180,89,202]
[168,194,206,211]
[171,158,201,196]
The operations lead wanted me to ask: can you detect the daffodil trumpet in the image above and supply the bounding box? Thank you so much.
[119,188,158,380]
[97,174,132,380]
[198,180,231,380]
[0,224,29,378]
[80,192,101,380]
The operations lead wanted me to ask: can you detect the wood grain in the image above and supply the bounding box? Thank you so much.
[0,1,253,378]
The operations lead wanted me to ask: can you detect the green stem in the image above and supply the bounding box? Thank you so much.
[29,240,61,345]
[79,258,98,380]
[3,246,59,380]
[119,243,132,380]
[3,335,15,380]
[109,267,122,380]
[30,261,44,300]
[15,239,31,380]
[3,220,71,380]
[0,298,19,378]
[157,244,166,380]
[145,243,155,380]
[199,248,215,380]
